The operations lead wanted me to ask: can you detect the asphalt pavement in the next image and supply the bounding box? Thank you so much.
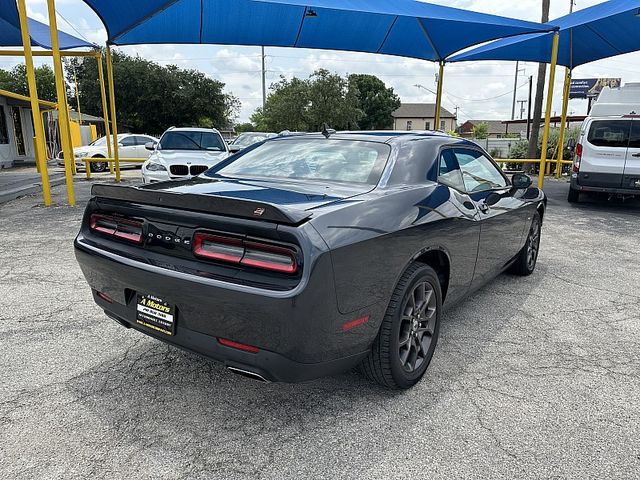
[1,172,639,479]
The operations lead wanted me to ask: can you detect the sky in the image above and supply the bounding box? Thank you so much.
[5,0,640,125]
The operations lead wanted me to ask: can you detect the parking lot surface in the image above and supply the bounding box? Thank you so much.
[1,173,639,479]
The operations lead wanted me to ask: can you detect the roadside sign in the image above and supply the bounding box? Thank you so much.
[570,78,621,99]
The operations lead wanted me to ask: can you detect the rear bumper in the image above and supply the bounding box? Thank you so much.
[571,175,640,195]
[74,238,379,382]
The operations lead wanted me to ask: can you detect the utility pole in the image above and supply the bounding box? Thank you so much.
[517,100,527,119]
[512,62,526,119]
[527,75,533,140]
[261,46,266,110]
[527,0,551,165]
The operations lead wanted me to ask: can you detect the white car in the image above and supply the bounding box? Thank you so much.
[142,127,230,183]
[57,133,159,173]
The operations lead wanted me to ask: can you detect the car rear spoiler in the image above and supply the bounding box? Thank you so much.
[91,184,311,226]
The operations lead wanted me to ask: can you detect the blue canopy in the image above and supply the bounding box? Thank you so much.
[82,0,550,61]
[0,0,94,49]
[449,0,640,67]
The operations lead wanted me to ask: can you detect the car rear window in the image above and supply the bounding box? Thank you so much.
[587,120,631,148]
[208,138,391,185]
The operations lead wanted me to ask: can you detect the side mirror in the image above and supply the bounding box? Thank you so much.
[512,173,532,189]
[145,141,157,151]
[228,144,242,153]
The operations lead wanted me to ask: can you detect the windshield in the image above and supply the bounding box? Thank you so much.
[207,138,391,185]
[232,133,267,147]
[158,131,226,151]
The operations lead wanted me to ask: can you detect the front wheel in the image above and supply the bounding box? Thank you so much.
[90,157,108,173]
[509,212,541,276]
[360,263,442,389]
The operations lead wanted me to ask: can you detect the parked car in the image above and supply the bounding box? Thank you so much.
[142,127,229,183]
[75,131,545,389]
[569,116,640,202]
[229,132,277,152]
[57,134,159,173]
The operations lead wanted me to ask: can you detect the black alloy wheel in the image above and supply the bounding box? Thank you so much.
[398,281,437,373]
[360,263,442,389]
[509,211,542,276]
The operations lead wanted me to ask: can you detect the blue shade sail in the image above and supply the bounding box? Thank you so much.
[449,0,640,67]
[81,0,550,61]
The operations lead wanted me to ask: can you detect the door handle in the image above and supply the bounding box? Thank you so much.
[632,153,640,158]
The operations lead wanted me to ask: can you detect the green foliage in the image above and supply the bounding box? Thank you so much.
[234,122,256,133]
[348,74,400,130]
[65,50,238,134]
[0,64,58,102]
[509,140,529,159]
[446,130,460,137]
[472,122,489,140]
[253,70,402,132]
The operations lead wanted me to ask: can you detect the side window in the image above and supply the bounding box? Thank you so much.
[120,136,136,147]
[587,120,631,148]
[455,149,508,193]
[438,149,465,191]
[628,121,640,149]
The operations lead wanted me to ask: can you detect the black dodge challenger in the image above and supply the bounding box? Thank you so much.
[75,131,545,389]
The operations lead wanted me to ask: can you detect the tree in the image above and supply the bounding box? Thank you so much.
[348,74,400,130]
[65,50,238,134]
[234,122,256,133]
[473,122,489,139]
[306,69,362,131]
[0,64,58,102]
[252,76,311,132]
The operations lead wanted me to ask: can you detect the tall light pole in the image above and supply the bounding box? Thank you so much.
[261,46,266,110]
[511,62,526,120]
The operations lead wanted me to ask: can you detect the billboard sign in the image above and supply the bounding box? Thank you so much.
[569,78,621,99]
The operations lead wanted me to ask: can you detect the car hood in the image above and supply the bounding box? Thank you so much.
[139,176,371,211]
[152,150,229,166]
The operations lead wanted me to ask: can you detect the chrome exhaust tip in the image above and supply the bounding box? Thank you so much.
[227,366,270,383]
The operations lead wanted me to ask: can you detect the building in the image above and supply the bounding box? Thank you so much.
[0,93,37,169]
[457,120,524,138]
[391,103,457,132]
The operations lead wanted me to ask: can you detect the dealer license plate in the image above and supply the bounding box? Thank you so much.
[136,294,175,336]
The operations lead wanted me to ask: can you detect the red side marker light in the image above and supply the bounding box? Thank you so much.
[342,315,370,331]
[96,291,114,303]
[218,338,260,353]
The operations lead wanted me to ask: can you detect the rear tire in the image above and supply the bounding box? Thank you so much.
[90,157,108,173]
[509,212,541,276]
[360,263,441,389]
[567,186,580,203]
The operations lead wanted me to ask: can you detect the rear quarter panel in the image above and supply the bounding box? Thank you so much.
[310,184,480,315]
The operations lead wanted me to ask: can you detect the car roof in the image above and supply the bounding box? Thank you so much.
[271,130,473,146]
[165,127,223,134]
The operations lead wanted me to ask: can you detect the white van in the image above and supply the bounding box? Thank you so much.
[569,117,640,203]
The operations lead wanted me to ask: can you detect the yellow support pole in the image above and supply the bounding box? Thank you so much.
[105,45,121,182]
[46,0,75,206]
[434,61,444,131]
[555,67,572,178]
[96,53,113,173]
[16,0,51,207]
[538,31,560,190]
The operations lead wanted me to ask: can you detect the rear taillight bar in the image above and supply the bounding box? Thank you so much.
[90,214,144,244]
[193,232,298,274]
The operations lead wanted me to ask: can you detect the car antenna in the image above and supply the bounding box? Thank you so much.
[321,123,335,139]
